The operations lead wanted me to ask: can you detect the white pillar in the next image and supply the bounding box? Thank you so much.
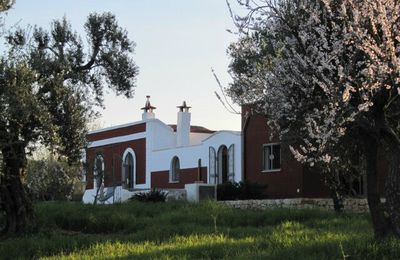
[142,111,155,120]
[176,101,191,147]
[177,111,190,147]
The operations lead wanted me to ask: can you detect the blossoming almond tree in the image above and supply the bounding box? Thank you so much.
[228,0,400,238]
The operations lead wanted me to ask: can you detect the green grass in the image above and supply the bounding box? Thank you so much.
[0,201,399,259]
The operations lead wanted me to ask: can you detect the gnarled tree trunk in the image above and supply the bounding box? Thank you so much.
[385,153,400,237]
[381,126,400,237]
[364,137,391,238]
[0,144,35,236]
[325,170,344,213]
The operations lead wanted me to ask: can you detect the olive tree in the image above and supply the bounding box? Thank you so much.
[0,12,138,235]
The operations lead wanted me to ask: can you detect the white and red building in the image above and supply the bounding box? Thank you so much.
[83,96,389,204]
[83,96,241,203]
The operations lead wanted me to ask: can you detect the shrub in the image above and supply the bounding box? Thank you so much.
[24,158,83,201]
[217,181,267,201]
[130,189,168,202]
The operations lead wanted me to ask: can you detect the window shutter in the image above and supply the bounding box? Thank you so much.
[209,147,217,184]
[228,144,235,181]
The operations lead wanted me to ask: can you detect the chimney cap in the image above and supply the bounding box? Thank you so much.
[141,95,156,112]
[177,101,191,112]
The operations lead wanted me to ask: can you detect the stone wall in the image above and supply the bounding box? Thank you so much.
[219,198,385,212]
[165,189,187,201]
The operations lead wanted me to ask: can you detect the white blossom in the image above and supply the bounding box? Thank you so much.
[228,0,400,170]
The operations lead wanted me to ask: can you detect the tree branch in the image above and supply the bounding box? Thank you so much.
[76,44,101,71]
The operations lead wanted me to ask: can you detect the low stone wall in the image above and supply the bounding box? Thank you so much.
[165,189,187,201]
[219,198,383,212]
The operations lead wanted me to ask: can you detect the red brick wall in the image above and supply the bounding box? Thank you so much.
[86,138,146,189]
[242,105,389,198]
[87,123,146,142]
[242,108,305,198]
[302,167,331,198]
[151,167,208,189]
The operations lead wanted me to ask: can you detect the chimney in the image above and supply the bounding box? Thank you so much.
[176,101,191,147]
[141,95,156,120]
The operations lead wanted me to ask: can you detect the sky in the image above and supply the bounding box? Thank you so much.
[4,0,244,131]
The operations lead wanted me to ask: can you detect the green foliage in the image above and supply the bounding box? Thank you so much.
[24,158,82,201]
[0,0,13,12]
[129,189,168,203]
[0,11,138,234]
[1,11,138,163]
[0,201,399,259]
[217,181,267,200]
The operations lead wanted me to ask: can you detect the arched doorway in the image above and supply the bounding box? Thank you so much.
[209,145,235,184]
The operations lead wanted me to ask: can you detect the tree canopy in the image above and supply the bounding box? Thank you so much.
[0,0,14,12]
[228,0,400,238]
[0,12,138,235]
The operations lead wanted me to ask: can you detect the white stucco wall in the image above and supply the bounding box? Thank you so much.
[143,119,176,189]
[151,144,204,172]
[83,115,242,203]
[176,111,191,147]
[189,132,213,145]
[149,130,242,183]
[147,119,175,150]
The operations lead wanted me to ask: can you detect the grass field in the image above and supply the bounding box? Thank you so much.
[0,201,399,259]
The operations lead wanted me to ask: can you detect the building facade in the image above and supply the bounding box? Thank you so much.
[241,105,388,199]
[83,97,241,203]
[83,98,388,203]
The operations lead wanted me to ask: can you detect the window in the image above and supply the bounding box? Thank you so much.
[263,144,281,171]
[93,154,105,189]
[170,156,180,182]
[122,148,136,189]
[123,153,134,189]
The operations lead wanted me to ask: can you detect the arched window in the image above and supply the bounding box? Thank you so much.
[170,156,180,182]
[93,154,104,189]
[122,148,136,189]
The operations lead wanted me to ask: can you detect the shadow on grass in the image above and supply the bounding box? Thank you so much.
[2,224,397,259]
[38,232,378,260]
[1,201,394,259]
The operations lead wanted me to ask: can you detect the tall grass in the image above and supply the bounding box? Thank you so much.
[0,201,399,259]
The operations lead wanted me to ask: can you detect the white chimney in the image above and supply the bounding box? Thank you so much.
[141,95,156,120]
[176,101,191,147]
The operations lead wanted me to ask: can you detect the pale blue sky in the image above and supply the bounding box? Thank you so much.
[4,0,243,131]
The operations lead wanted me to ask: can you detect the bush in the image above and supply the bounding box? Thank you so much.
[129,189,168,202]
[217,181,267,201]
[24,158,82,201]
